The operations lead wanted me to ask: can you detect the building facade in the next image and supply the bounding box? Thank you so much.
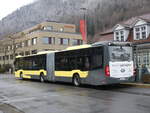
[95,13,150,70]
[0,21,83,68]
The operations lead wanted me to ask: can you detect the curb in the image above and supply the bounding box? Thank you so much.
[121,83,150,88]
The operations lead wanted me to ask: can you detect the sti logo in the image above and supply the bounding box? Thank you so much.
[121,69,125,73]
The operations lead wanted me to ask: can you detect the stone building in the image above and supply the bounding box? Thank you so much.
[0,21,83,68]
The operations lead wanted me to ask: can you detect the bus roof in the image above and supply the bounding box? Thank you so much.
[37,51,58,55]
[15,51,57,59]
[65,44,92,51]
[92,41,132,46]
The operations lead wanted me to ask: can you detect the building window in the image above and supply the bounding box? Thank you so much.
[22,42,25,47]
[42,37,48,44]
[25,51,30,55]
[59,38,63,45]
[142,32,146,39]
[63,38,69,45]
[15,53,18,56]
[141,26,146,30]
[15,43,19,49]
[28,40,31,46]
[7,46,11,51]
[32,37,37,45]
[72,39,82,45]
[3,56,5,60]
[24,40,28,47]
[10,55,13,60]
[137,55,141,67]
[114,30,125,41]
[135,28,140,32]
[134,25,147,40]
[137,52,150,67]
[121,36,124,41]
[143,52,149,66]
[120,31,124,41]
[136,33,140,40]
[43,26,53,31]
[115,32,119,41]
[58,38,69,45]
[11,45,13,50]
[19,52,24,56]
[6,55,9,60]
[60,28,64,32]
[31,50,37,54]
[42,37,55,44]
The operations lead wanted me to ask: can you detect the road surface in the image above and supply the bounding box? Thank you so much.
[0,74,149,113]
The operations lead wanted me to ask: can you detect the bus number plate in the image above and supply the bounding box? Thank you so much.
[120,77,126,80]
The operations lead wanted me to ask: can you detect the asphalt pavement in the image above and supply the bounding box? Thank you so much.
[0,74,149,113]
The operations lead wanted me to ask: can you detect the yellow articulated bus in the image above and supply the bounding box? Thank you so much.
[14,41,135,86]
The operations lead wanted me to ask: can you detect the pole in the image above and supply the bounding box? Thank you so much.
[135,45,138,82]
[80,8,87,44]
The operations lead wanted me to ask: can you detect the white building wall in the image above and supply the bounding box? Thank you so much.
[133,19,149,40]
[124,30,129,41]
[113,24,129,41]
[147,25,150,37]
[134,20,147,26]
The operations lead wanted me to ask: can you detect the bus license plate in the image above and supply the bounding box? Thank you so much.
[120,77,126,80]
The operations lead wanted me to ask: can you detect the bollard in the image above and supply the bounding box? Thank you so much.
[136,68,142,82]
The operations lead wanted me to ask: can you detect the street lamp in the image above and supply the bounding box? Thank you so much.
[80,7,87,44]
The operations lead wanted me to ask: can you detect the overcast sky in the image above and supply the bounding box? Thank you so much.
[0,0,35,20]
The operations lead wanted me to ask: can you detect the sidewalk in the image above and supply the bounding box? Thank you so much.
[121,82,150,88]
[0,74,15,79]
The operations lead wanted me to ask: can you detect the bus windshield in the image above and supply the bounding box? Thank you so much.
[109,46,132,62]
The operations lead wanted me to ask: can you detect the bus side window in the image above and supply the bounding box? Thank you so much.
[60,58,66,70]
[19,58,24,69]
[69,57,76,70]
[90,47,103,69]
[84,57,90,70]
[76,57,83,70]
[55,56,69,71]
[91,55,103,69]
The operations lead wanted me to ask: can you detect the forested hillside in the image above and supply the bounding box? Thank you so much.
[0,0,150,42]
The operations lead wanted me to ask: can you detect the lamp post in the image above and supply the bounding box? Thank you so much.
[80,7,87,44]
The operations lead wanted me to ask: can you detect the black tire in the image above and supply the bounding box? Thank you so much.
[73,74,81,86]
[40,73,44,82]
[20,72,23,80]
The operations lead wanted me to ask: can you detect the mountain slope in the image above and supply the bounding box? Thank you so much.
[0,0,150,42]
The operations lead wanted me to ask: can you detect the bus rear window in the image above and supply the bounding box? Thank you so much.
[109,46,132,62]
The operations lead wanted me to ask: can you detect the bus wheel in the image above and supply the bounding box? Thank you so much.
[20,72,23,80]
[40,73,44,83]
[73,74,81,86]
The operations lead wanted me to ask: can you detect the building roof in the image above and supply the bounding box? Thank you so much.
[100,13,150,35]
[94,13,150,43]
[100,29,113,35]
[94,32,113,42]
